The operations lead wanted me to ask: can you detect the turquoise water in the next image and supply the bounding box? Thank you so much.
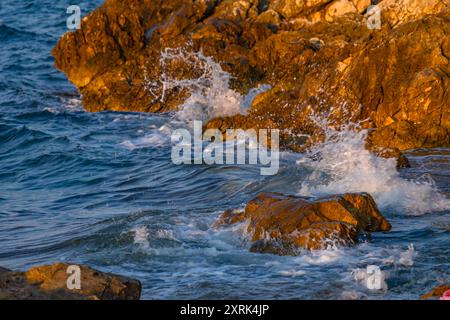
[0,0,449,299]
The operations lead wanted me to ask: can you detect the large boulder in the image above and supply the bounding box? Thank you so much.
[52,0,450,151]
[0,263,141,300]
[215,192,391,255]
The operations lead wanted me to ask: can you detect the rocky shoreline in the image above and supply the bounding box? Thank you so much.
[1,260,447,299]
[52,0,449,154]
[17,0,447,301]
[0,263,141,300]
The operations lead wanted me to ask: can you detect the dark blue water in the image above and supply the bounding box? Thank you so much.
[0,0,449,299]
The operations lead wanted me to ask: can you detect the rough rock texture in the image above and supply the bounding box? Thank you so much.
[0,263,141,300]
[420,284,450,300]
[379,0,449,27]
[53,0,450,152]
[215,192,391,255]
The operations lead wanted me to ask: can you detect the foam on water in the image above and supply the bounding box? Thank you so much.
[132,226,150,248]
[42,96,84,114]
[3,0,448,300]
[297,119,450,215]
[154,229,176,240]
[398,244,415,267]
[278,269,306,277]
[120,134,169,150]
[381,243,416,267]
[141,48,448,216]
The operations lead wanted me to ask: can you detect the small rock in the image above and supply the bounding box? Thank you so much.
[0,263,141,300]
[309,38,325,52]
[215,192,391,255]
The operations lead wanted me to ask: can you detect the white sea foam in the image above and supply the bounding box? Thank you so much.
[297,118,450,215]
[120,140,137,150]
[65,97,84,111]
[382,243,416,267]
[147,48,449,215]
[155,229,176,240]
[296,247,344,265]
[144,47,271,127]
[136,48,271,150]
[398,244,415,267]
[278,269,306,277]
[44,97,84,113]
[132,225,150,248]
[120,133,169,150]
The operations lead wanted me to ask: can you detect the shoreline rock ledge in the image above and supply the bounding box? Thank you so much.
[215,192,391,255]
[52,0,450,152]
[0,263,141,300]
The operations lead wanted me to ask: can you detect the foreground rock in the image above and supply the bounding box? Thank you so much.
[0,263,141,300]
[215,192,391,255]
[420,284,450,300]
[52,0,449,152]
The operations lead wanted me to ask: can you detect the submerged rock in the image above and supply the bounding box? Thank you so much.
[215,192,391,255]
[0,263,141,300]
[52,0,449,151]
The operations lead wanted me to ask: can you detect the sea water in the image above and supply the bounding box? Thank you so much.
[0,0,449,300]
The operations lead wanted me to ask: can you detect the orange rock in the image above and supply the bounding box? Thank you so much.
[52,1,450,151]
[215,192,391,255]
[0,263,141,300]
[420,284,450,300]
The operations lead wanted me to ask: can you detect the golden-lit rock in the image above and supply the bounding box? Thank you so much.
[420,284,450,300]
[215,192,391,255]
[0,263,141,300]
[52,0,450,152]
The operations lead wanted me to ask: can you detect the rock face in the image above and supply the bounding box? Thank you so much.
[0,263,141,300]
[215,192,391,255]
[53,0,450,151]
[420,284,450,300]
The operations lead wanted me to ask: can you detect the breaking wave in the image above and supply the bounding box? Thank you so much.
[297,119,450,215]
[144,47,270,126]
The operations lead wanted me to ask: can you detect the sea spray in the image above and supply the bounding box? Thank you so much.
[143,47,449,213]
[144,47,270,126]
[297,116,450,215]
[132,225,150,249]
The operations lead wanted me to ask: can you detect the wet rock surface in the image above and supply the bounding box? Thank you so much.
[52,0,450,153]
[215,192,391,255]
[0,263,141,300]
[420,284,450,300]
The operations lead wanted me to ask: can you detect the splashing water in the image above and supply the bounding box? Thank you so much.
[297,118,450,215]
[135,47,271,150]
[143,49,449,216]
[145,47,269,126]
[1,0,449,300]
[398,244,416,267]
[132,226,150,248]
